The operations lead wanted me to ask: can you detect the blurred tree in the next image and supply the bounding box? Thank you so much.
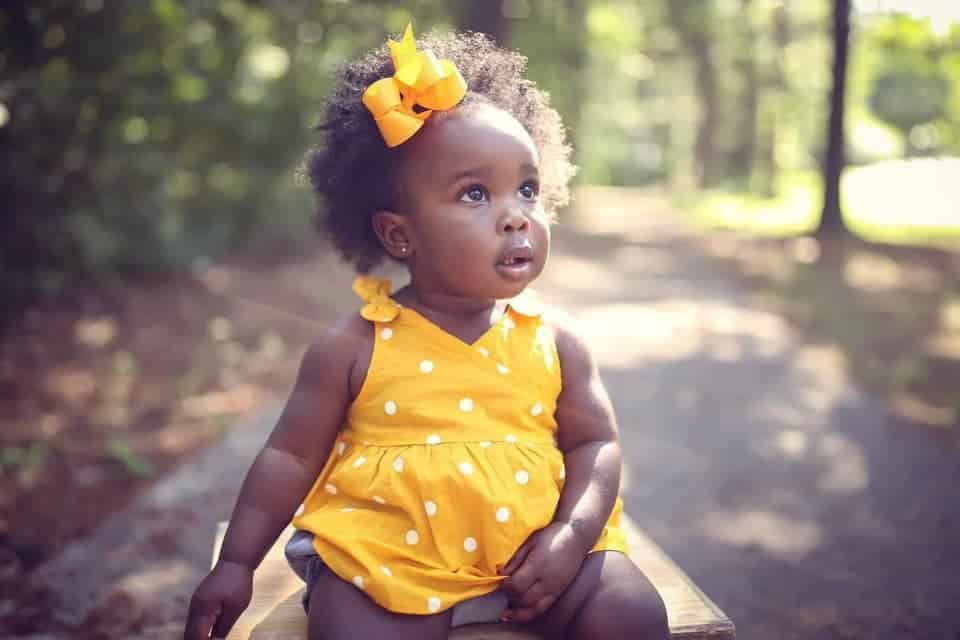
[817,0,851,234]
[867,17,951,156]
[458,0,510,45]
[730,0,758,178]
[664,0,720,188]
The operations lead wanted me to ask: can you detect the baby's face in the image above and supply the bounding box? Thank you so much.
[398,103,550,301]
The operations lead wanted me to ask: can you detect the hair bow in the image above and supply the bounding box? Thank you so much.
[362,23,467,148]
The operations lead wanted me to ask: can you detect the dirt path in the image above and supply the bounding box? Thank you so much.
[23,190,960,639]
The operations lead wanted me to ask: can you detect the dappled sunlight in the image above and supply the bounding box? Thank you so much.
[749,400,827,432]
[891,392,957,427]
[843,158,960,238]
[699,508,823,559]
[610,245,679,276]
[114,559,196,599]
[544,254,628,295]
[576,301,701,368]
[181,383,263,418]
[749,414,869,494]
[45,366,97,405]
[815,433,869,495]
[577,298,795,369]
[74,317,117,348]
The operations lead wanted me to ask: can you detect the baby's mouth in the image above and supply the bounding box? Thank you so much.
[497,245,534,267]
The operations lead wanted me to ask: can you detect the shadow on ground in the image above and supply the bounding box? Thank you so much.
[539,197,959,639]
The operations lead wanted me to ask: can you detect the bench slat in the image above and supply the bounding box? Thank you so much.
[211,517,734,639]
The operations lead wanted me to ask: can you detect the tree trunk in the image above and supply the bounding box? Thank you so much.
[459,1,510,46]
[732,0,758,181]
[665,1,720,188]
[817,0,851,235]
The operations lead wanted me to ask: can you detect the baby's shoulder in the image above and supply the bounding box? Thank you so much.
[301,311,373,372]
[535,304,596,377]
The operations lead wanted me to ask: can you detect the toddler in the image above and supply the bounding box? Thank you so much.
[184,24,669,640]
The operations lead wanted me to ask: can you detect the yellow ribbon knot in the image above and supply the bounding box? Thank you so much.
[353,276,400,322]
[362,23,467,148]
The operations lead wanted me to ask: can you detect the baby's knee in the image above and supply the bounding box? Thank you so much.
[580,583,670,640]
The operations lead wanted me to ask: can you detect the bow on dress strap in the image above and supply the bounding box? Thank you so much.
[353,276,400,322]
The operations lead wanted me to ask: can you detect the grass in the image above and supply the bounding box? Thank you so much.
[682,160,960,246]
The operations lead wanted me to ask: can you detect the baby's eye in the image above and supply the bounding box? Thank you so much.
[518,181,539,201]
[459,185,488,203]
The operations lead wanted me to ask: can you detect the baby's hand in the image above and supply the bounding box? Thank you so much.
[498,521,588,623]
[184,560,254,639]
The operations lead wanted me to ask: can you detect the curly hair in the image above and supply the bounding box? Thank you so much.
[305,29,575,273]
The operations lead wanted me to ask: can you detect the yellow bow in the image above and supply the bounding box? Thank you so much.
[353,276,400,322]
[362,23,467,148]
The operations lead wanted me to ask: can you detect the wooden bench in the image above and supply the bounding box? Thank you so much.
[210,515,734,639]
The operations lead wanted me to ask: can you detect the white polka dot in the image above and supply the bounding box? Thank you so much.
[496,507,510,523]
[380,565,392,577]
[341,507,354,512]
[419,359,434,373]
[424,500,438,517]
[515,469,529,485]
[497,363,510,375]
[353,456,367,468]
[427,596,442,613]
[337,442,346,456]
[324,483,337,494]
[381,327,393,340]
[477,347,489,357]
[559,465,566,480]
[463,537,478,552]
[458,461,474,475]
[479,441,492,448]
[505,434,518,443]
[503,317,516,329]
[405,529,419,545]
[426,434,441,445]
[373,495,386,504]
[353,576,365,589]
[393,457,404,472]
[459,397,474,412]
[294,504,305,516]
[536,326,550,341]
[530,402,544,416]
[385,400,397,415]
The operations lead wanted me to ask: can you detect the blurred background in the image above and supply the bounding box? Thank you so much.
[2,1,959,638]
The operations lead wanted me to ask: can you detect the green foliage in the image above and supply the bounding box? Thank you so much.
[2,1,958,311]
[0,1,385,311]
[864,15,955,151]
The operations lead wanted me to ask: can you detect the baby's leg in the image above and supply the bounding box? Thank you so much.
[306,562,453,640]
[534,551,669,640]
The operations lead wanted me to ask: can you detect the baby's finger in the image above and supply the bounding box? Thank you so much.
[517,581,546,608]
[500,539,533,576]
[503,558,539,596]
[183,598,220,640]
[505,593,558,624]
[211,597,246,639]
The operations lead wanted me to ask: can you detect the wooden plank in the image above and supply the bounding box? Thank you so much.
[211,517,734,639]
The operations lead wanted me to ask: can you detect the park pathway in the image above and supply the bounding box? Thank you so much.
[29,189,959,639]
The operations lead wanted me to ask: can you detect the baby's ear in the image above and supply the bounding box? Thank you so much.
[372,210,413,259]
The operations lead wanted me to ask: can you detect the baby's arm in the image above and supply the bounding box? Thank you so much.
[184,314,369,640]
[501,311,622,622]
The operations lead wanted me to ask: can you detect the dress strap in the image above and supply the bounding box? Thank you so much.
[353,276,401,322]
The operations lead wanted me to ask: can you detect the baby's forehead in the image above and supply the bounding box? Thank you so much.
[405,103,539,168]
[447,102,532,140]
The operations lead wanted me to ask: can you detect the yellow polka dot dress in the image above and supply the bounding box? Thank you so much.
[292,276,628,615]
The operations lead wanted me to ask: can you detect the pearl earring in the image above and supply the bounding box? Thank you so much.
[400,246,408,254]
